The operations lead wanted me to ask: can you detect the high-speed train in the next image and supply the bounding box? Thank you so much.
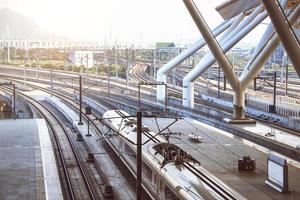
[102,110,245,200]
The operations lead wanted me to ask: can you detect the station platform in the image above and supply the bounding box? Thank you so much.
[46,96,137,199]
[232,122,300,149]
[0,119,63,200]
[143,117,300,200]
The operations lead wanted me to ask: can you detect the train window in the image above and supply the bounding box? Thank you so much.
[165,186,180,200]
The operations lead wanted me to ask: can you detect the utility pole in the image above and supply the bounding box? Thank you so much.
[273,72,277,113]
[285,64,288,96]
[6,25,10,64]
[114,45,118,79]
[153,48,156,79]
[104,36,110,95]
[164,83,168,117]
[51,65,53,96]
[80,57,83,75]
[86,54,89,76]
[138,84,141,110]
[24,38,28,86]
[126,48,129,88]
[217,66,221,98]
[78,75,83,125]
[35,58,38,80]
[106,51,110,95]
[136,111,142,200]
[12,84,15,119]
[223,75,227,91]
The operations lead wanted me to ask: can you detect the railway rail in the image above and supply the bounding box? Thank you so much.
[0,86,99,200]
[1,79,153,199]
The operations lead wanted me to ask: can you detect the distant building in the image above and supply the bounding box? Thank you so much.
[68,51,94,68]
[155,42,176,53]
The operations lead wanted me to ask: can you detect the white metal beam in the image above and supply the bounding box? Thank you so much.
[182,4,266,109]
[261,0,300,78]
[241,2,300,89]
[156,19,233,102]
[183,0,239,87]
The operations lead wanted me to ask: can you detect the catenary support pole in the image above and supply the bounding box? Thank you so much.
[78,75,83,125]
[285,64,288,96]
[273,72,277,111]
[138,84,141,110]
[164,84,167,116]
[136,111,142,200]
[50,66,53,96]
[13,84,15,119]
[217,66,220,98]
[223,75,226,91]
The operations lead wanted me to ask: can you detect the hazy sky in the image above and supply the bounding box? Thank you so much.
[0,0,265,45]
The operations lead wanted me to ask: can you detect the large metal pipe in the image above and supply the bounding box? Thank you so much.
[183,0,240,106]
[262,0,300,78]
[219,5,264,47]
[217,12,245,45]
[183,4,267,108]
[156,19,233,102]
[240,23,274,78]
[241,3,300,89]
[240,0,288,80]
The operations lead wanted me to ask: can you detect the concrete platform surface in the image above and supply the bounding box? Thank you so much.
[0,119,63,200]
[232,122,300,148]
[143,117,300,200]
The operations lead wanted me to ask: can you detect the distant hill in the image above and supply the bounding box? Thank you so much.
[0,7,65,40]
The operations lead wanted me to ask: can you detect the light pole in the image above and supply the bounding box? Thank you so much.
[78,75,83,125]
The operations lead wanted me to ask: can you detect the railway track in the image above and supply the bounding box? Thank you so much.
[3,77,236,199]
[1,73,299,199]
[1,79,154,199]
[0,86,99,200]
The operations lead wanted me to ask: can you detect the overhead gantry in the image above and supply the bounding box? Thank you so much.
[156,0,300,122]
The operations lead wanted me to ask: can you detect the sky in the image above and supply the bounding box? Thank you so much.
[0,0,265,45]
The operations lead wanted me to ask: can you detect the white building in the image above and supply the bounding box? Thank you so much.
[69,51,94,68]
